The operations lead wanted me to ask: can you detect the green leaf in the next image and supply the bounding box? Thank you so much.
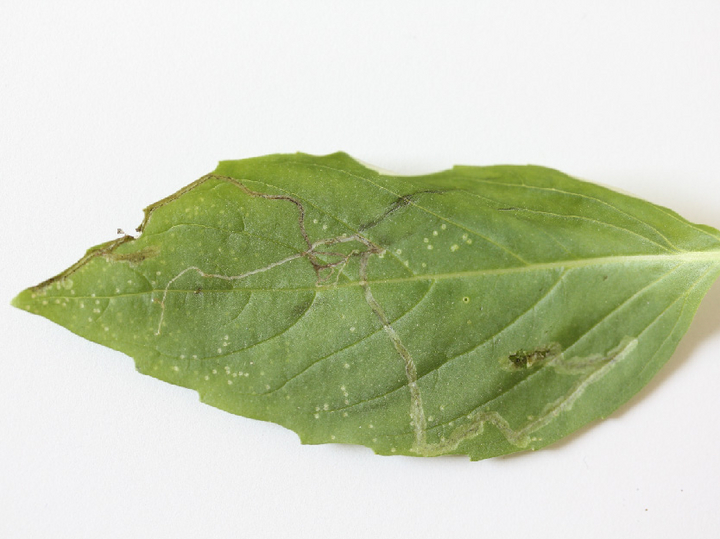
[12,153,720,460]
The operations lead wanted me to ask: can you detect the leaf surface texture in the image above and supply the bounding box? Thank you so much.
[13,153,720,459]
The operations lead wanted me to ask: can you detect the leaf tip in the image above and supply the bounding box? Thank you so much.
[11,287,36,314]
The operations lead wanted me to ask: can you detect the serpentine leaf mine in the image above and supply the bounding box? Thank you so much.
[12,153,720,460]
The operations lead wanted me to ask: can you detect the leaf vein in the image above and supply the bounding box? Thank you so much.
[469,174,684,252]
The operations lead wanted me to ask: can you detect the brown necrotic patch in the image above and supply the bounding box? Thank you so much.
[103,245,160,264]
[506,344,561,370]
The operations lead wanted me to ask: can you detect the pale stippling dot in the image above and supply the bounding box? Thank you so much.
[217,348,222,354]
[462,234,468,240]
[391,448,396,453]
[323,403,330,411]
[80,302,85,308]
[172,366,179,372]
[127,280,133,285]
[192,355,198,359]
[433,230,438,236]
[315,406,321,412]
[115,288,121,294]
[368,424,374,429]
[314,413,320,419]
[466,239,473,245]
[440,405,445,411]
[344,399,349,404]
[91,293,96,297]
[450,244,459,252]
[54,299,61,304]
[395,249,402,255]
[313,218,318,224]
[322,224,328,230]
[244,373,249,377]
[342,412,349,417]
[212,369,217,374]
[223,342,229,347]
[423,237,429,243]
[427,244,433,250]
[421,262,427,268]
[428,416,434,422]
[441,224,447,230]
[344,363,350,369]
[349,326,356,333]
[88,317,93,322]
[93,308,100,313]
[330,435,336,440]
[103,326,109,332]
[95,300,100,305]
[204,375,210,380]
[227,380,233,385]
[180,354,186,359]
[156,271,162,276]
[265,384,270,390]
[238,371,244,376]
[224,334,229,340]
[42,300,48,305]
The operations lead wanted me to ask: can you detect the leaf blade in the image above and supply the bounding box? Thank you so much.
[12,153,720,459]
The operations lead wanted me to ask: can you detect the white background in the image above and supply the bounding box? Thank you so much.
[2,1,720,538]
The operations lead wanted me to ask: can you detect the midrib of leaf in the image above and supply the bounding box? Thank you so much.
[42,249,720,302]
[368,249,720,285]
